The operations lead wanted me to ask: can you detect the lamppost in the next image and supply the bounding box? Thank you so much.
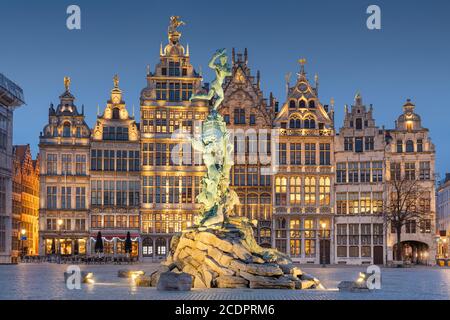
[321,222,327,268]
[57,218,63,263]
[20,228,27,258]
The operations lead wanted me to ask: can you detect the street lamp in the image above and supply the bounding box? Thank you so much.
[20,228,26,258]
[321,222,327,268]
[57,219,63,262]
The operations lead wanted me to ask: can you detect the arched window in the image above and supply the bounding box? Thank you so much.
[62,122,71,137]
[289,100,296,109]
[308,100,315,108]
[299,100,306,108]
[155,238,166,256]
[406,140,414,153]
[304,119,310,129]
[112,108,120,119]
[310,119,315,129]
[142,238,153,257]
[289,117,301,129]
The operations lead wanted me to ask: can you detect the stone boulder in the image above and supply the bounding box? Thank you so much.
[157,271,192,291]
[161,217,321,290]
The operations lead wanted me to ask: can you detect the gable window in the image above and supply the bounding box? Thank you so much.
[365,137,374,151]
[249,114,256,125]
[355,118,363,130]
[396,140,403,153]
[234,109,245,124]
[289,118,301,129]
[112,108,120,119]
[304,118,315,129]
[289,100,296,109]
[417,139,423,152]
[406,140,414,153]
[62,122,71,137]
[355,137,363,153]
[344,137,353,151]
[308,100,315,108]
[299,100,306,108]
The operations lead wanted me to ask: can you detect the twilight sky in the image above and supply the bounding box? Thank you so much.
[1,0,449,177]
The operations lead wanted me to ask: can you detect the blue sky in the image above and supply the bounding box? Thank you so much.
[2,0,450,177]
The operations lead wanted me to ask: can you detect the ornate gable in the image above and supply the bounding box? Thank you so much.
[275,59,334,135]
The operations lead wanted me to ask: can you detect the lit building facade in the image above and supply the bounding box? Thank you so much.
[139,20,208,260]
[0,73,25,264]
[385,100,436,264]
[90,76,140,257]
[219,49,275,247]
[38,79,91,256]
[334,94,386,265]
[272,61,335,264]
[12,145,39,256]
[437,174,450,258]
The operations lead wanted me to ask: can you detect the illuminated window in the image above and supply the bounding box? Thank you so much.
[406,140,414,153]
[304,177,316,205]
[348,192,359,214]
[372,192,383,213]
[336,193,347,215]
[275,177,287,206]
[289,176,301,205]
[319,177,330,206]
[360,192,371,214]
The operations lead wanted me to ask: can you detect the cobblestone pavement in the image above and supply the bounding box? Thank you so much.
[0,262,449,300]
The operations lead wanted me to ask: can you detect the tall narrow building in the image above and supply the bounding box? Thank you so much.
[90,75,140,257]
[272,60,335,264]
[0,73,25,264]
[334,94,386,265]
[139,17,208,260]
[39,78,90,257]
[12,144,40,256]
[385,100,436,264]
[219,49,274,247]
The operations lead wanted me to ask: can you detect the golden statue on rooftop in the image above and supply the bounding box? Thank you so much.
[64,76,71,91]
[113,74,119,88]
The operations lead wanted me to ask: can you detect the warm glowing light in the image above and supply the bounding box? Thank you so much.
[321,223,326,229]
[20,229,26,235]
[57,219,63,226]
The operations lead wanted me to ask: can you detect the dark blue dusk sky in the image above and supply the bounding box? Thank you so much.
[1,0,449,177]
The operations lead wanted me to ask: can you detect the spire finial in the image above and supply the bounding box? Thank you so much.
[132,104,135,117]
[64,76,71,92]
[298,58,306,74]
[232,48,235,64]
[146,64,150,75]
[113,74,119,88]
[160,43,163,56]
[330,97,335,107]
[256,70,260,88]
[244,48,248,64]
[186,43,190,56]
[97,104,100,116]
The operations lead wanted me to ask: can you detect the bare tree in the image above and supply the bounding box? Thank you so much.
[384,178,429,262]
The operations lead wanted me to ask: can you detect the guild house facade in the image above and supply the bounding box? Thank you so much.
[89,76,140,257]
[35,17,438,265]
[218,48,275,247]
[38,79,91,256]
